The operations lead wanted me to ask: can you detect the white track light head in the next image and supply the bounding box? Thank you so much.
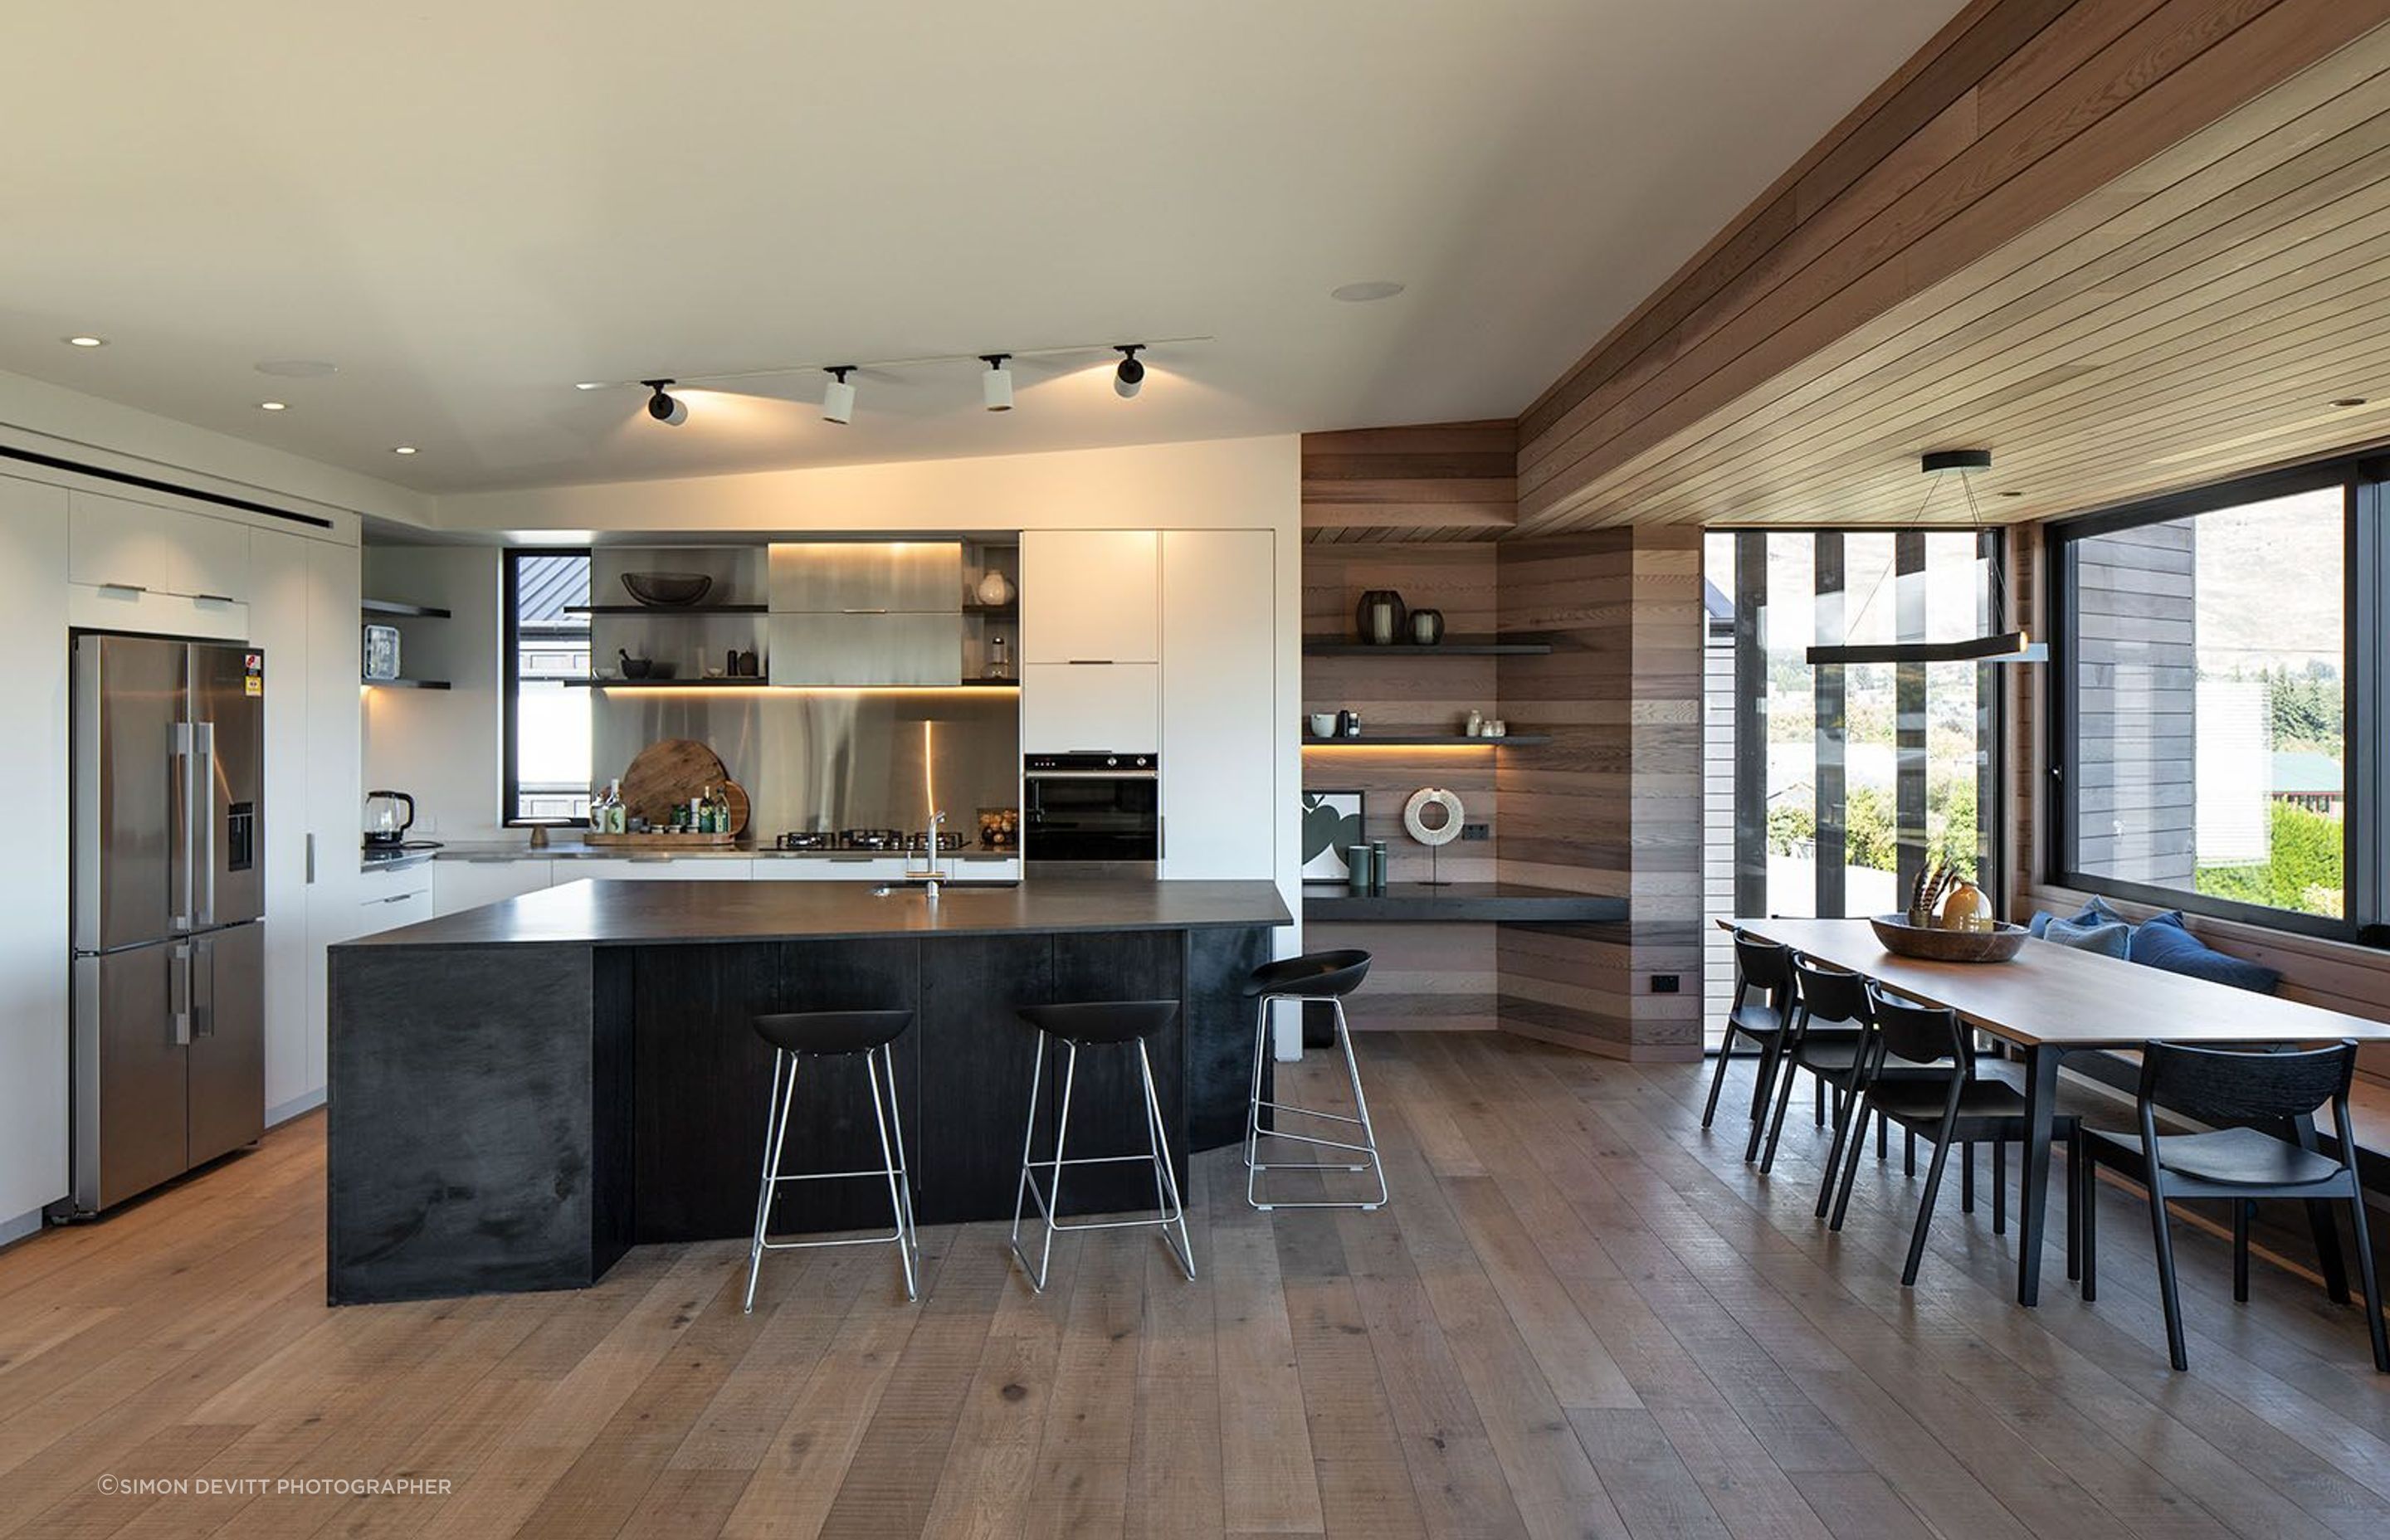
[981,354,1013,412]
[822,367,856,425]
[1113,344,1146,399]
[643,380,687,426]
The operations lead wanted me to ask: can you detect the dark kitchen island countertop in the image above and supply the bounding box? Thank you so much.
[327,878,1290,1305]
[343,875,1291,949]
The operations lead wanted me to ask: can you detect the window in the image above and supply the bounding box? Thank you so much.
[1702,529,2005,1040]
[502,550,593,825]
[2052,462,2381,940]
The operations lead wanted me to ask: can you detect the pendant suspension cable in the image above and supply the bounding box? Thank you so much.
[1839,470,1941,646]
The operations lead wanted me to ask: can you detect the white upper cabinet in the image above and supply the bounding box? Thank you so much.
[69,491,251,603]
[1020,530,1158,662]
[1020,661,1160,755]
[1160,530,1275,879]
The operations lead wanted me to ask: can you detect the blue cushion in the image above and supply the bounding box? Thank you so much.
[2128,911,2281,994]
[2042,917,2132,958]
[2030,895,2124,941]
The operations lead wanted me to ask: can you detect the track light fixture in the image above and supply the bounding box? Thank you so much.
[981,354,1013,412]
[1113,344,1146,399]
[822,366,856,425]
[643,379,687,426]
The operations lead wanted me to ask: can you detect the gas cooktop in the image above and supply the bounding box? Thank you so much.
[773,829,966,853]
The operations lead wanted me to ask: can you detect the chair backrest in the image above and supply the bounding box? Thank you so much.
[2137,1040,2357,1127]
[1862,981,1966,1065]
[1788,953,1867,1026]
[1733,930,1792,995]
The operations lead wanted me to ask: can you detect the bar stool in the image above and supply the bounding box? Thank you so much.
[743,1009,920,1313]
[1242,948,1386,1211]
[1009,1000,1194,1294]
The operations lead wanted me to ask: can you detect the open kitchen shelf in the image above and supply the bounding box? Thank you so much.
[961,676,1019,688]
[566,603,768,616]
[1303,883,1626,924]
[961,602,1017,617]
[363,677,451,690]
[361,598,451,619]
[1301,637,1550,656]
[1302,733,1549,747]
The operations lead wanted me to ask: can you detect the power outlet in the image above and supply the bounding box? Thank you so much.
[1461,822,1492,841]
[1651,974,1681,994]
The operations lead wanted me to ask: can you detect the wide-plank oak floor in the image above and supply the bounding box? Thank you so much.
[4,1031,2388,1538]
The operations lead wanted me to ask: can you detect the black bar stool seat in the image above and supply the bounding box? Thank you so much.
[743,1007,920,1313]
[1017,1000,1179,1045]
[1009,998,1194,1293]
[1241,948,1372,1000]
[752,1008,914,1057]
[1242,948,1386,1212]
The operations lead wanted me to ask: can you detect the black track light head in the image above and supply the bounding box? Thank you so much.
[642,379,687,426]
[1113,344,1146,400]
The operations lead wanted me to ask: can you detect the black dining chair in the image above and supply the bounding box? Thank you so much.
[2077,1039,2387,1373]
[1763,953,1871,1180]
[1830,982,2080,1286]
[1704,930,1794,1162]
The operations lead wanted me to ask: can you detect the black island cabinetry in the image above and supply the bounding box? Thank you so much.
[324,879,1287,1305]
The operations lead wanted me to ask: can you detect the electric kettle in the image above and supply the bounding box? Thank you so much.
[363,789,417,848]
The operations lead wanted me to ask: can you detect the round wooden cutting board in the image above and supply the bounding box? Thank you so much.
[722,779,751,836]
[617,738,729,824]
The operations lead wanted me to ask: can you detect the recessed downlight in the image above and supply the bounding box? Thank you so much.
[64,334,107,348]
[1997,490,2024,498]
[2332,396,2368,407]
[255,358,337,378]
[574,381,607,391]
[1330,280,1406,303]
[392,445,418,456]
[258,401,288,412]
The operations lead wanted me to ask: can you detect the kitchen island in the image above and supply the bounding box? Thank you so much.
[326,878,1290,1304]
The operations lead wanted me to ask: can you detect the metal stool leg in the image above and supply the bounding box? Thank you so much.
[744,1049,797,1314]
[865,1044,919,1302]
[1242,994,1272,1201]
[1009,1031,1068,1293]
[1139,1040,1197,1280]
[1245,992,1386,1211]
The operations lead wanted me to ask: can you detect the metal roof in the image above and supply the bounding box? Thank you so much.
[515,553,588,630]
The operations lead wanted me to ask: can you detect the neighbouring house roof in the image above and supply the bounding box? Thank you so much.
[516,553,590,630]
[2271,750,2343,795]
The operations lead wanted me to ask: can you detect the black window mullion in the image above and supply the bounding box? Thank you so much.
[2353,480,2387,944]
[1895,531,1928,902]
[1815,533,1846,918]
[1732,531,1769,919]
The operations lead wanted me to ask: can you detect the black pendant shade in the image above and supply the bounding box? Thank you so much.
[1802,451,2041,668]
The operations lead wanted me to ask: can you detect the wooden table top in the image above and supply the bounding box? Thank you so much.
[1724,917,2390,1050]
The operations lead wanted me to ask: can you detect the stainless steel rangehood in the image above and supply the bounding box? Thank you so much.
[768,541,964,687]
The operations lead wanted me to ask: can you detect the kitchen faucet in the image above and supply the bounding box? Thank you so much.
[906,809,946,900]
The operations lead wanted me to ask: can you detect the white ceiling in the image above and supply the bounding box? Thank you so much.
[0,2,1962,495]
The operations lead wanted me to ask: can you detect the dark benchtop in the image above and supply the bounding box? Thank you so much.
[1304,882,1628,924]
[336,876,1294,950]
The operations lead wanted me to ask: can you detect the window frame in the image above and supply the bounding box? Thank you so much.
[500,546,594,828]
[2046,457,2368,944]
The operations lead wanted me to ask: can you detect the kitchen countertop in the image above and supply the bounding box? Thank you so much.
[425,840,1018,863]
[336,875,1291,948]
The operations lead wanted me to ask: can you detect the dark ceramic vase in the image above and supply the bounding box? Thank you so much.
[1407,608,1446,646]
[1356,589,1407,646]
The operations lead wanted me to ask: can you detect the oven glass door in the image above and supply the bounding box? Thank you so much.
[1024,776,1159,862]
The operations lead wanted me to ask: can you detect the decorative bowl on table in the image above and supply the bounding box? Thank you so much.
[1869,914,2029,964]
[621,572,714,607]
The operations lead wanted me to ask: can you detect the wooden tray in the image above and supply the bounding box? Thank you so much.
[582,831,740,848]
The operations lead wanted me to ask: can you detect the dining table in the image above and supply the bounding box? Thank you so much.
[1724,916,2390,1306]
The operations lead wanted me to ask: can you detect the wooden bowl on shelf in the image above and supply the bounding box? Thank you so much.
[1868,914,2029,964]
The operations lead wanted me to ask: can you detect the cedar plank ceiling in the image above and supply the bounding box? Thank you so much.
[1308,0,2390,542]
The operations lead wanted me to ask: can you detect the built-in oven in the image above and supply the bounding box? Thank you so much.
[1023,753,1159,865]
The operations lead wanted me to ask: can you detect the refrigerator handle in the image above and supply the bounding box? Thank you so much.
[193,936,216,1039]
[170,723,195,931]
[169,942,193,1045]
[192,722,217,928]
[305,832,315,885]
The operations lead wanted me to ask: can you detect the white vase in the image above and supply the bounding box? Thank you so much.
[976,569,1015,606]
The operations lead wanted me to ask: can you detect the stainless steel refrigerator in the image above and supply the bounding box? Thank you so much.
[69,634,266,1214]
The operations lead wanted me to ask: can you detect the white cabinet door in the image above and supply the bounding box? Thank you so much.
[303,539,363,1096]
[355,882,434,934]
[1021,531,1158,663]
[1020,662,1159,754]
[751,856,912,882]
[0,478,71,1221]
[1160,530,1276,879]
[248,529,315,1114]
[432,859,555,915]
[69,490,251,602]
[563,858,755,881]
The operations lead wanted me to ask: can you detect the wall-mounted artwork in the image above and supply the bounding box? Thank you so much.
[1300,790,1364,882]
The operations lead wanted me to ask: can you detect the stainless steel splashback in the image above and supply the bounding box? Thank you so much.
[593,690,1019,838]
